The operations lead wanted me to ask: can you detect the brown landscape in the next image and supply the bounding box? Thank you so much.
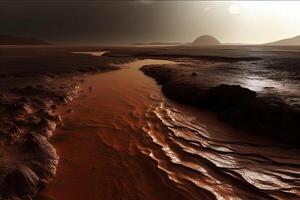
[1,1,300,200]
[0,44,299,200]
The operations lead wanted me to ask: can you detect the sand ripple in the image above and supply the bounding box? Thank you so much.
[43,59,300,200]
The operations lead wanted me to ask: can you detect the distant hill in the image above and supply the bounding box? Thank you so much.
[264,35,300,46]
[192,35,220,46]
[0,34,50,45]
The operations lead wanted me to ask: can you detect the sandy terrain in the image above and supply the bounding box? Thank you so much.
[39,59,300,200]
[0,46,132,199]
[0,45,299,199]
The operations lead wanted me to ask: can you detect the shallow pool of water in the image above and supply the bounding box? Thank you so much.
[73,51,109,56]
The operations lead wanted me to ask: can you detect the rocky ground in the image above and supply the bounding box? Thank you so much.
[0,84,77,200]
[1,45,300,199]
[0,46,132,200]
[140,50,300,145]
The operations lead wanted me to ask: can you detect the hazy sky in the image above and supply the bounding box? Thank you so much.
[1,1,300,45]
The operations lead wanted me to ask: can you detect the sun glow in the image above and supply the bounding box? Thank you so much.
[229,5,240,15]
[215,1,300,44]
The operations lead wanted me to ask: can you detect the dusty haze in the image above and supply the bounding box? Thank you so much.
[1,1,300,45]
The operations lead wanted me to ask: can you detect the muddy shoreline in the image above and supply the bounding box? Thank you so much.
[40,58,300,200]
[140,60,300,145]
[0,84,79,199]
[1,45,300,199]
[0,47,133,199]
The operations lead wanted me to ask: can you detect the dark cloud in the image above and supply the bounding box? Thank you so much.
[0,1,179,45]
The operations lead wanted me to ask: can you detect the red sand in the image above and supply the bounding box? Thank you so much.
[40,59,300,200]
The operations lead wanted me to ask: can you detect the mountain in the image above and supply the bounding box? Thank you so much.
[192,35,220,46]
[0,34,50,45]
[264,35,300,46]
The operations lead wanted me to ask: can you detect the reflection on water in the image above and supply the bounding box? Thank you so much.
[42,59,300,200]
[73,51,109,56]
[242,76,283,92]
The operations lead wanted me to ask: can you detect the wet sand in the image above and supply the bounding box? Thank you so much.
[40,59,194,200]
[40,59,300,200]
[0,47,132,199]
[0,46,299,199]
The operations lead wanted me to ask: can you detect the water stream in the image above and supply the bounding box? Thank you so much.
[41,59,300,200]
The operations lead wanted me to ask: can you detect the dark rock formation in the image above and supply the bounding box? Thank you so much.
[0,85,77,199]
[141,65,300,145]
[4,167,40,199]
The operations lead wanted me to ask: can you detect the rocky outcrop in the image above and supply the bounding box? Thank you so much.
[141,65,300,145]
[0,85,80,199]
